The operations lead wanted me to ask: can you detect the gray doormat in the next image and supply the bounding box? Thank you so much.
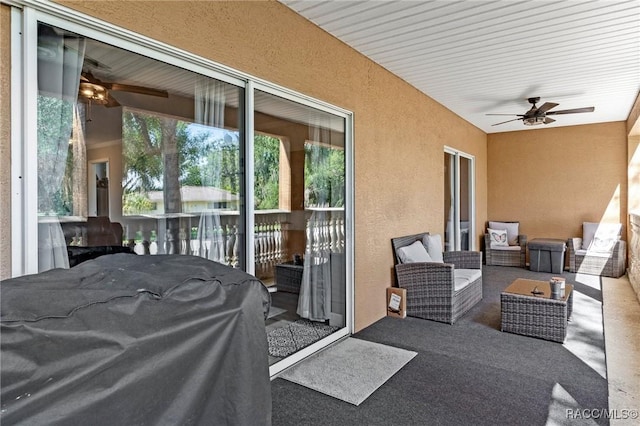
[267,319,339,358]
[278,337,417,406]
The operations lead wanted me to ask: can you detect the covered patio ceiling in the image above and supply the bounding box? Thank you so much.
[280,0,640,134]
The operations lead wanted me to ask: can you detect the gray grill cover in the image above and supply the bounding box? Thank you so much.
[1,254,271,425]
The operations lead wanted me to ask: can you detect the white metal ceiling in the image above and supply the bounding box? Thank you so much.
[280,0,640,133]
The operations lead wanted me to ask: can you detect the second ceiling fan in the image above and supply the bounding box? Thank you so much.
[487,97,595,126]
[79,71,169,108]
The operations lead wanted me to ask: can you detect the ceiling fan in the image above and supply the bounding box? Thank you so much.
[79,71,169,108]
[487,97,595,126]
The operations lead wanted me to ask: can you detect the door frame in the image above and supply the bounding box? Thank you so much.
[444,147,476,251]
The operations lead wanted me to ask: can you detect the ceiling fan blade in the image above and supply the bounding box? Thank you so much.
[82,55,111,71]
[536,102,559,114]
[104,93,121,108]
[105,83,169,98]
[491,118,522,126]
[486,113,524,116]
[544,117,556,124]
[546,107,595,115]
[81,71,103,85]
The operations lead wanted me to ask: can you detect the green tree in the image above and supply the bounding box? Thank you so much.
[254,134,280,210]
[305,144,345,207]
[122,110,243,216]
[37,95,75,215]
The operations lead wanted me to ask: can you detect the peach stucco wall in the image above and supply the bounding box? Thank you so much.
[487,122,628,244]
[46,0,487,331]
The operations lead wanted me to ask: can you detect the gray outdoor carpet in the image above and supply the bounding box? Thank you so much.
[271,265,609,426]
[278,338,417,405]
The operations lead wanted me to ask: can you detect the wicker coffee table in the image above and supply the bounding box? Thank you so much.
[501,278,573,343]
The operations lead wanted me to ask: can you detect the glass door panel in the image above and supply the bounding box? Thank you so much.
[460,156,471,251]
[444,152,455,252]
[255,89,347,351]
[444,149,475,251]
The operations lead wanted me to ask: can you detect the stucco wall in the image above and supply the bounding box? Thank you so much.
[1,5,11,279]
[627,92,640,219]
[51,0,487,330]
[626,92,640,137]
[487,122,628,245]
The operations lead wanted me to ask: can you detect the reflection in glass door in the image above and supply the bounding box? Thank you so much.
[444,148,475,251]
[24,18,351,377]
[254,89,347,367]
[35,22,246,272]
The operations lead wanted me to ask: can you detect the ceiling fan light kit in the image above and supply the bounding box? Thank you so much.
[524,116,544,126]
[487,96,594,127]
[79,81,108,104]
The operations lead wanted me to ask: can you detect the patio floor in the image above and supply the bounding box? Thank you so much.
[602,274,640,424]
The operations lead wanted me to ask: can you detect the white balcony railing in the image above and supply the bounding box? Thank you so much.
[116,208,345,281]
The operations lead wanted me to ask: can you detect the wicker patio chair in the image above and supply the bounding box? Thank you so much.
[391,232,483,324]
[567,222,626,278]
[484,221,527,267]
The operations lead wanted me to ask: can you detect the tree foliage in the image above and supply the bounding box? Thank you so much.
[37,95,75,215]
[304,143,345,207]
[122,110,244,215]
[254,134,280,210]
[121,111,345,214]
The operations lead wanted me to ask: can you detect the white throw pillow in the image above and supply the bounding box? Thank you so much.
[423,234,444,263]
[398,240,432,263]
[488,228,509,248]
[582,222,621,251]
[581,222,599,250]
[488,221,519,246]
[588,236,617,253]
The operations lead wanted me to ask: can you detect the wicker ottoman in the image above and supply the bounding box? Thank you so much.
[501,278,573,343]
[274,262,304,293]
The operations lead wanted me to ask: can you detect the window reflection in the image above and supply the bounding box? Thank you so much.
[37,22,244,270]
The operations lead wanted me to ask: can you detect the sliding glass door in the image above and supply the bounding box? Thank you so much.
[253,88,347,371]
[444,148,475,251]
[13,8,352,376]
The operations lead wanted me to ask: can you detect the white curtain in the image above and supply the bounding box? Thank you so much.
[297,117,333,321]
[37,30,85,272]
[71,105,88,218]
[296,210,332,321]
[194,77,227,264]
[195,210,226,263]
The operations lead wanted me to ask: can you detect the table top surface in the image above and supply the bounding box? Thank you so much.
[502,278,573,302]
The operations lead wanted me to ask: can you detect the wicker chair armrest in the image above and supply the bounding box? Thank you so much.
[443,251,482,269]
[395,262,455,294]
[518,234,527,248]
[612,239,626,258]
[568,237,582,252]
[484,233,491,250]
[483,233,492,264]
